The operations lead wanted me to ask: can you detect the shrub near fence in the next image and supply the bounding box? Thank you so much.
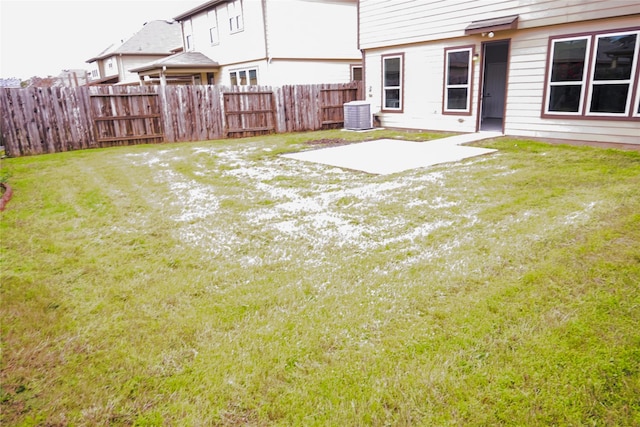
[0,82,364,157]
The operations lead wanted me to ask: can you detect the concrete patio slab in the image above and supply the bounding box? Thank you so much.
[282,132,502,175]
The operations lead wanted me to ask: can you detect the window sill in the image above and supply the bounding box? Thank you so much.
[443,110,472,116]
[541,112,640,121]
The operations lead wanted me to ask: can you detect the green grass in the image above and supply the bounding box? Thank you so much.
[1,130,639,426]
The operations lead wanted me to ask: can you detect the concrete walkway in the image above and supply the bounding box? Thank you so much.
[282,131,502,175]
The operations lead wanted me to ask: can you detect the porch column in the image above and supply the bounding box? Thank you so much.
[160,66,167,87]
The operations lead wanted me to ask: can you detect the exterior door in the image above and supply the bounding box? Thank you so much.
[480,40,510,132]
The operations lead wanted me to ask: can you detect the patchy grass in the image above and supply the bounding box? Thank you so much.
[1,129,639,426]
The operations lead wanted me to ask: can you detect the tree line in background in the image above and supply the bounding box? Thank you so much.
[0,71,89,89]
[0,76,58,88]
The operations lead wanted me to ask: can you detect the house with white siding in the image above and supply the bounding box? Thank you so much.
[359,0,640,145]
[87,20,182,85]
[132,0,362,86]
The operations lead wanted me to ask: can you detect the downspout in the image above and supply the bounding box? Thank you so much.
[160,65,167,87]
[118,53,123,82]
[261,0,271,71]
[357,0,366,101]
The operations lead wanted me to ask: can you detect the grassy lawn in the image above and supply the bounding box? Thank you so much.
[1,129,639,426]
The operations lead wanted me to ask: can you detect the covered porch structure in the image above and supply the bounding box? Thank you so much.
[131,52,220,86]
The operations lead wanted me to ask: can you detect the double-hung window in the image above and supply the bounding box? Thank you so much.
[588,31,639,116]
[544,28,640,119]
[382,54,403,111]
[545,36,589,114]
[184,19,194,51]
[444,46,473,114]
[208,10,219,45]
[228,0,244,33]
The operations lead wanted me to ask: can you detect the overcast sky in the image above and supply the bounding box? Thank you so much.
[0,0,204,80]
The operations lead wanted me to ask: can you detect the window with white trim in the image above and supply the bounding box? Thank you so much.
[382,54,403,111]
[545,36,589,114]
[208,10,219,45]
[544,29,640,118]
[228,0,244,33]
[230,68,257,86]
[587,31,638,116]
[185,19,194,51]
[444,47,473,113]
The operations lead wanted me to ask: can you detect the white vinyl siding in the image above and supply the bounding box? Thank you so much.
[359,0,640,49]
[264,0,359,59]
[176,0,360,85]
[365,14,640,145]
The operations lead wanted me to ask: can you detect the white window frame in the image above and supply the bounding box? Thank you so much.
[208,10,219,45]
[544,36,591,116]
[351,65,363,81]
[184,19,194,51]
[444,46,473,114]
[106,57,115,75]
[228,0,244,34]
[230,68,258,86]
[382,54,403,111]
[585,30,640,117]
[543,28,640,119]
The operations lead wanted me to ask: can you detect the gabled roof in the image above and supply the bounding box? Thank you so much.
[87,20,182,63]
[174,1,228,21]
[130,52,220,73]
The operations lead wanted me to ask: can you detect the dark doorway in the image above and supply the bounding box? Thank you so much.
[480,40,510,132]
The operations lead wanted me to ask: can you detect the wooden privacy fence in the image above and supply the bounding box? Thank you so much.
[90,86,164,146]
[223,91,276,138]
[0,82,363,157]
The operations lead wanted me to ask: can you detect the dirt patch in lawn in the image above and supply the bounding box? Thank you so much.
[305,138,353,147]
[0,183,13,211]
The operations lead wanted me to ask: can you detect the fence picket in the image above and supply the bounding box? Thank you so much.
[0,81,364,157]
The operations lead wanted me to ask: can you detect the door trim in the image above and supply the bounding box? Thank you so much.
[476,39,511,133]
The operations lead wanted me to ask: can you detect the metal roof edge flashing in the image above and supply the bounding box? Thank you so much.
[465,15,519,35]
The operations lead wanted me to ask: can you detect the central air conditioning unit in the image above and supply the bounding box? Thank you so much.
[343,101,372,130]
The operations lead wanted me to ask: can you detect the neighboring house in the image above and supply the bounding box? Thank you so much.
[131,0,362,86]
[56,69,89,87]
[359,0,640,145]
[87,20,182,85]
